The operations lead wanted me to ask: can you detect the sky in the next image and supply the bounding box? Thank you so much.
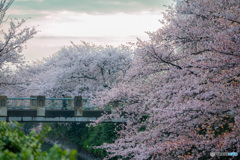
[6,0,174,61]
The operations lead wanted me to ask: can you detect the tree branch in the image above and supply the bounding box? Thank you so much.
[152,48,182,70]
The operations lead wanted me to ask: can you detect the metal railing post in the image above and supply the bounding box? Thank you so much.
[0,95,7,116]
[37,96,45,116]
[74,96,83,116]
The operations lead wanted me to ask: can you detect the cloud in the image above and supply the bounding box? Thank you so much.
[7,0,172,61]
[6,9,47,19]
[12,0,173,14]
[19,10,163,60]
[15,0,43,2]
[25,11,163,38]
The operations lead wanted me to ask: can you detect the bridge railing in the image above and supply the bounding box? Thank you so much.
[3,97,95,110]
[45,98,74,110]
[0,96,85,117]
[5,97,76,110]
[44,98,99,110]
[0,95,117,117]
[7,98,37,109]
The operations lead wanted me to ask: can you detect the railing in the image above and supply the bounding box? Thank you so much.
[0,95,116,118]
[0,95,128,123]
[7,97,37,109]
[6,97,98,110]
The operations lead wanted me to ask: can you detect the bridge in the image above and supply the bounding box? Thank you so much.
[0,95,124,123]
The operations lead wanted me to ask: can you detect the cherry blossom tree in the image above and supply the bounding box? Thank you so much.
[0,0,37,92]
[94,0,240,159]
[1,61,44,96]
[26,42,133,98]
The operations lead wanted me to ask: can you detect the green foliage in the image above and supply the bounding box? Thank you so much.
[138,125,146,132]
[46,145,77,160]
[21,122,40,134]
[0,121,76,160]
[82,123,117,158]
[65,123,89,145]
[46,123,88,145]
[104,104,112,110]
[46,123,118,159]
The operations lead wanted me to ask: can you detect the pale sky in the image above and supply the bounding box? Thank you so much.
[6,0,173,61]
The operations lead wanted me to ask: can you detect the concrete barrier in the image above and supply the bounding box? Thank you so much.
[0,96,7,116]
[74,96,83,116]
[37,96,45,116]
